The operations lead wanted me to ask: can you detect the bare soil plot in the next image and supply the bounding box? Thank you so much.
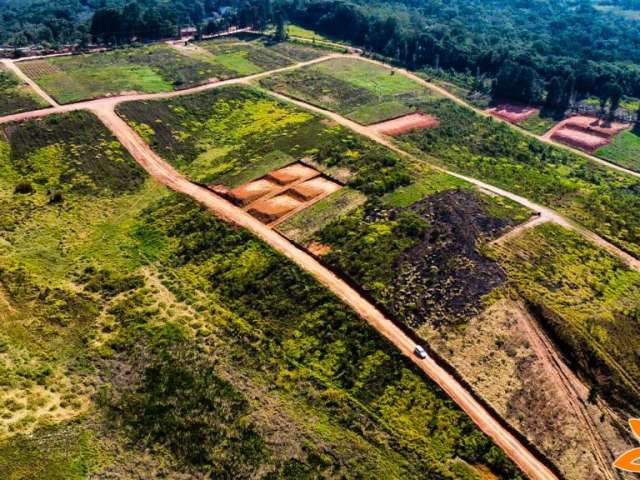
[369,112,439,136]
[212,162,343,226]
[486,103,539,124]
[545,115,630,152]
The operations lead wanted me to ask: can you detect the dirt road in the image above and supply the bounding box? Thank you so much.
[92,104,558,480]
[262,89,640,272]
[0,53,340,125]
[1,59,58,107]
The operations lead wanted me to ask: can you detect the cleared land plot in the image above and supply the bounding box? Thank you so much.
[545,115,630,152]
[370,112,439,136]
[260,57,438,124]
[0,64,48,115]
[492,221,640,410]
[18,38,323,104]
[596,129,640,172]
[486,103,539,124]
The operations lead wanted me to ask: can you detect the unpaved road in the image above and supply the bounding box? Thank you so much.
[93,104,558,480]
[263,89,640,272]
[1,59,59,107]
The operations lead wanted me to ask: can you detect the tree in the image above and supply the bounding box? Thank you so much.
[274,9,288,42]
[90,8,122,43]
[545,76,564,109]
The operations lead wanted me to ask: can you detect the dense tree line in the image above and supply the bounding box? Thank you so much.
[281,0,640,105]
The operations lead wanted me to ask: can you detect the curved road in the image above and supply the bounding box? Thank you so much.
[92,104,558,480]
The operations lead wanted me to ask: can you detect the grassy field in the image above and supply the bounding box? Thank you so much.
[517,111,557,135]
[596,129,640,172]
[261,57,436,124]
[0,111,523,479]
[0,65,48,115]
[18,37,323,104]
[117,85,414,195]
[491,222,640,410]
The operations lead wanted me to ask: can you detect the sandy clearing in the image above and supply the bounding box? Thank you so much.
[369,112,439,136]
[289,177,341,200]
[486,104,539,124]
[92,104,559,480]
[229,178,280,205]
[267,163,319,185]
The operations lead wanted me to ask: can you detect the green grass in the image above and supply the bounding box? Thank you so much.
[277,187,367,243]
[261,57,436,124]
[287,24,331,41]
[0,65,47,116]
[18,38,324,104]
[596,129,640,172]
[517,111,557,135]
[382,169,467,207]
[492,222,640,409]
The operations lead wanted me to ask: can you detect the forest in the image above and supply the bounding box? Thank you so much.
[4,0,640,107]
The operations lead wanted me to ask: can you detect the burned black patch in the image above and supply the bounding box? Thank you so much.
[389,189,509,327]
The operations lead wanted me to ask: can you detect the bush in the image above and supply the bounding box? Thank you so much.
[13,181,34,194]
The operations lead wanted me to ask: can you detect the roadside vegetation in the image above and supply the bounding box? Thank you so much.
[0,65,47,116]
[0,111,523,479]
[17,37,322,104]
[491,222,640,411]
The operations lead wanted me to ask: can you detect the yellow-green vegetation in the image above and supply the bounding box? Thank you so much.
[492,222,640,410]
[287,24,331,41]
[277,187,367,243]
[0,65,47,116]
[0,110,523,479]
[261,57,437,124]
[517,111,557,135]
[117,85,413,195]
[596,129,640,172]
[18,37,324,104]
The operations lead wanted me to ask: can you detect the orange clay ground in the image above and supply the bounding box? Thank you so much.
[369,112,439,136]
[542,115,630,152]
[212,162,342,226]
[485,103,539,124]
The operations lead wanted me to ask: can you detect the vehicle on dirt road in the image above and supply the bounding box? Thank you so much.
[414,345,428,359]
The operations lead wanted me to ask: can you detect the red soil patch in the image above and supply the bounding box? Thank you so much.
[289,177,342,201]
[370,112,440,136]
[486,104,538,124]
[546,116,630,152]
[228,178,280,205]
[266,163,319,185]
[249,193,303,223]
[307,241,332,256]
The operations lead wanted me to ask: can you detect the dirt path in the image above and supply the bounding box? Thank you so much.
[262,89,640,272]
[491,216,549,246]
[91,104,558,480]
[1,59,58,107]
[516,306,619,480]
[353,55,640,180]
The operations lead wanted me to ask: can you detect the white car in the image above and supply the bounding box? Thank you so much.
[414,345,428,359]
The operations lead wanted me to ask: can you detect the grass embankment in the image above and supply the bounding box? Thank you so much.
[18,37,322,104]
[596,129,640,172]
[492,222,640,410]
[0,65,47,116]
[0,110,522,479]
